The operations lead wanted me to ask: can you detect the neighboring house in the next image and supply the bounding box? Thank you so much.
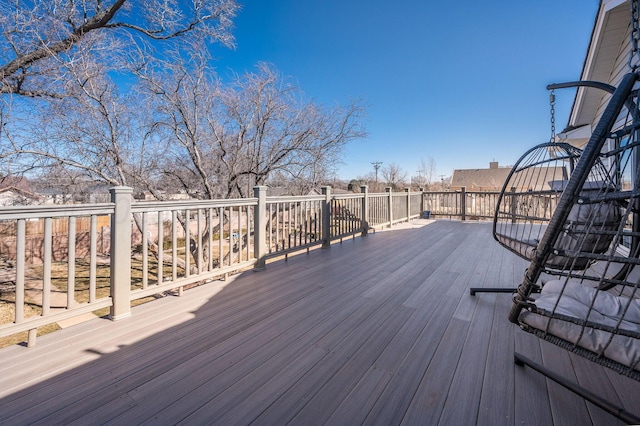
[450,162,512,192]
[451,162,569,192]
[0,175,41,206]
[31,180,112,204]
[555,0,631,148]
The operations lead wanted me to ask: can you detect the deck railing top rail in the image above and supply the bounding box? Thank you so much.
[0,203,115,220]
[332,193,365,200]
[265,195,325,203]
[132,197,258,213]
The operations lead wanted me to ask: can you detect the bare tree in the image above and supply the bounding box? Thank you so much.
[425,157,437,188]
[0,1,367,272]
[0,2,366,199]
[132,58,365,265]
[215,63,366,197]
[31,164,101,203]
[134,51,223,200]
[415,156,436,190]
[2,62,155,191]
[0,0,238,98]
[382,162,407,190]
[0,0,238,190]
[141,61,366,199]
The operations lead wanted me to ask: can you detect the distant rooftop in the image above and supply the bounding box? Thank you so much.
[450,162,512,191]
[0,175,36,197]
[451,161,569,192]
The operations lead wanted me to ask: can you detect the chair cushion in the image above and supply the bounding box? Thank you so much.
[520,279,640,370]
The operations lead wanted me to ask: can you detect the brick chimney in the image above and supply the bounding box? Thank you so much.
[489,161,498,169]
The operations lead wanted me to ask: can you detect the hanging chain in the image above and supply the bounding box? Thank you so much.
[630,0,640,71]
[549,89,556,142]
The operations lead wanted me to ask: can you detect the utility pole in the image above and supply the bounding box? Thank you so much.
[372,161,382,186]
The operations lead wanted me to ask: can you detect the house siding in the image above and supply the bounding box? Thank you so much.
[588,2,633,135]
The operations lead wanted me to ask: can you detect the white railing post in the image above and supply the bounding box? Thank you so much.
[254,186,267,270]
[15,219,25,324]
[386,187,393,228]
[109,186,133,321]
[405,188,410,222]
[322,186,331,248]
[361,185,369,236]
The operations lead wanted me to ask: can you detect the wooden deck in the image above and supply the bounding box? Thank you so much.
[1,220,639,425]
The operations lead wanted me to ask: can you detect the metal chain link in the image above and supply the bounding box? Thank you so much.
[549,89,556,142]
[629,0,640,71]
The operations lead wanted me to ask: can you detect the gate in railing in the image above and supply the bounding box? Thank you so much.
[0,185,425,346]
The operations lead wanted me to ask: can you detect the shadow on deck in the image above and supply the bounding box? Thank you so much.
[0,221,638,425]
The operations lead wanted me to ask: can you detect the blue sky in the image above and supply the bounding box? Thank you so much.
[211,0,600,181]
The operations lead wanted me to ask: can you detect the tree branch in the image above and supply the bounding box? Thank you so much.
[0,0,127,88]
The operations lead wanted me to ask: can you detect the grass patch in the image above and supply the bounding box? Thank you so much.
[0,299,61,349]
[0,236,245,349]
[0,252,187,348]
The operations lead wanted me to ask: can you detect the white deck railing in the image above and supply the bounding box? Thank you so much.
[0,185,424,346]
[423,188,559,221]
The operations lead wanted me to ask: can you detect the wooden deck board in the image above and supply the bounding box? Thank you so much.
[103,277,376,423]
[514,331,554,424]
[1,221,640,425]
[1,280,324,423]
[571,354,625,424]
[286,305,416,425]
[540,339,593,424]
[401,316,470,424]
[363,288,465,424]
[477,294,516,425]
[439,293,497,425]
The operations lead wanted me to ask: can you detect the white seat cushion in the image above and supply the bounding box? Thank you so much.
[520,279,640,370]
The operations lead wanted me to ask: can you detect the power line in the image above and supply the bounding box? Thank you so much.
[371,161,382,185]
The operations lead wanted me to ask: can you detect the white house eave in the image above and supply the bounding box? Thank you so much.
[555,124,592,149]
[580,0,627,81]
[569,0,629,128]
